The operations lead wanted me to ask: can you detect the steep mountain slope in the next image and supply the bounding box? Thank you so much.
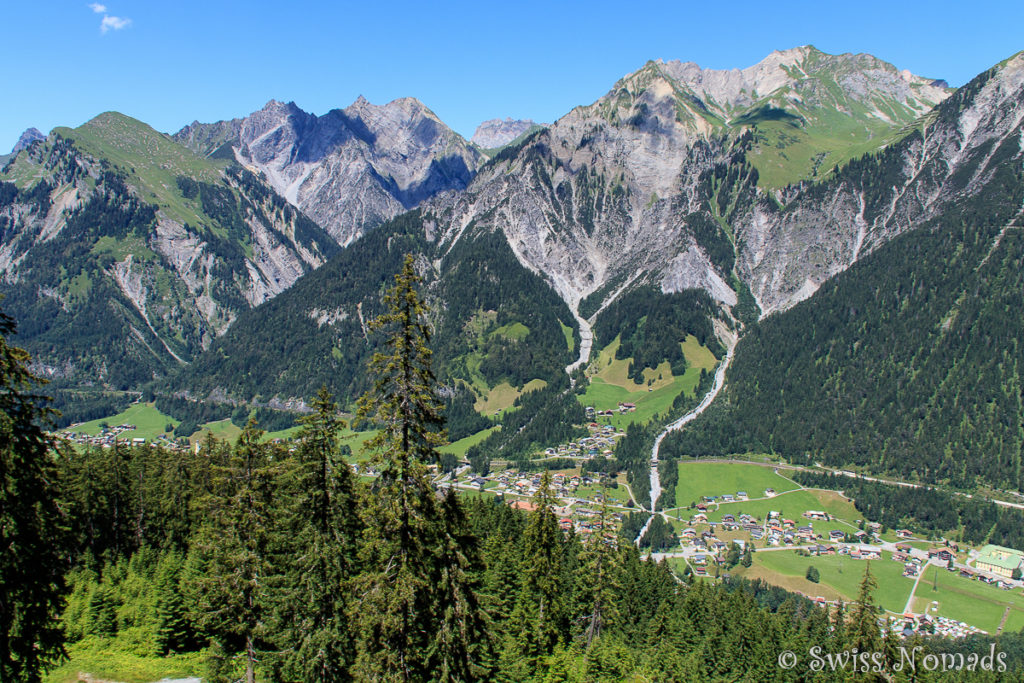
[735,51,1024,313]
[165,205,594,458]
[663,53,1024,491]
[421,46,948,336]
[175,98,485,245]
[0,113,337,391]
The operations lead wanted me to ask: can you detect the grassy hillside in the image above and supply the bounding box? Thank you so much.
[54,112,229,227]
[580,335,718,429]
[672,462,799,508]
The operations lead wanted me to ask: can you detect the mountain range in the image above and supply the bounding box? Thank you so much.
[3,45,1023,490]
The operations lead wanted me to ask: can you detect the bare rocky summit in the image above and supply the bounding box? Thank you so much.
[10,127,45,154]
[470,118,543,148]
[176,97,484,246]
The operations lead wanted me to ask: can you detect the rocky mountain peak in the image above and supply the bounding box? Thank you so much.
[177,96,484,246]
[11,127,45,154]
[471,118,541,148]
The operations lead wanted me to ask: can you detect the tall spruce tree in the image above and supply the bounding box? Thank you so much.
[580,491,620,646]
[848,562,885,681]
[185,420,278,683]
[352,254,486,682]
[0,303,67,681]
[276,387,362,681]
[503,471,567,675]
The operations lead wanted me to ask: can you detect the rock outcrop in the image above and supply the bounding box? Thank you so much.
[471,118,543,148]
[176,98,485,245]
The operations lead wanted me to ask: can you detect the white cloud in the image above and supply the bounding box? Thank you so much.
[89,3,107,13]
[100,15,132,33]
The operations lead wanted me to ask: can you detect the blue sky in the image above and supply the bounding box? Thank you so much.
[2,1,1022,152]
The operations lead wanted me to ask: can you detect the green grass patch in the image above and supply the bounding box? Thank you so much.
[575,484,630,503]
[339,428,380,462]
[579,335,718,429]
[491,322,529,340]
[913,564,1024,633]
[474,379,546,415]
[65,402,178,439]
[753,550,915,613]
[702,488,860,526]
[743,99,922,190]
[559,320,575,353]
[190,418,241,444]
[55,112,230,228]
[441,425,501,457]
[673,462,800,508]
[45,638,206,683]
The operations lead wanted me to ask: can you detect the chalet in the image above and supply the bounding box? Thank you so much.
[896,529,914,539]
[693,566,707,576]
[693,554,708,565]
[851,546,881,560]
[829,530,846,541]
[617,402,637,413]
[928,548,955,563]
[765,488,776,497]
[737,491,748,500]
[693,513,708,523]
[893,552,909,562]
[721,494,735,503]
[804,510,830,521]
[722,514,736,523]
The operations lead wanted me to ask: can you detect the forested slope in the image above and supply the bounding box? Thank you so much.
[664,126,1024,491]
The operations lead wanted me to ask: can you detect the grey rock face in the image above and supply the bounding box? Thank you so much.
[471,118,542,148]
[10,127,44,154]
[176,97,485,246]
[735,52,1024,315]
[420,46,1004,350]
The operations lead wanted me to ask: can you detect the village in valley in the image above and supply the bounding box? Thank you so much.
[60,403,1024,642]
